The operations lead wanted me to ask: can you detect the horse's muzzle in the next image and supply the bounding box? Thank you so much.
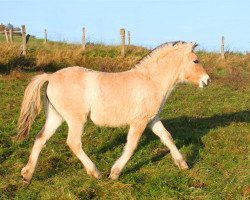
[199,75,211,88]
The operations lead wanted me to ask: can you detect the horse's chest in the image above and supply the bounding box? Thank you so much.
[157,87,175,115]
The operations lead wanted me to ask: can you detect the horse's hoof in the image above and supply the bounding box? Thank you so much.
[22,178,31,186]
[87,169,102,179]
[94,171,102,179]
[175,159,189,170]
[21,166,33,185]
[109,168,120,180]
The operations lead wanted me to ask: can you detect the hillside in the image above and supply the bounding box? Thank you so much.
[0,35,148,74]
[0,36,249,199]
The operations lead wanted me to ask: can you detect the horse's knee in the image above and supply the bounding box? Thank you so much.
[34,126,50,146]
[67,138,81,154]
[35,126,45,139]
[34,134,47,148]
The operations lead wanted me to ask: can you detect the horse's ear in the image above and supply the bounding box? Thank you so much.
[184,43,196,53]
[192,43,198,51]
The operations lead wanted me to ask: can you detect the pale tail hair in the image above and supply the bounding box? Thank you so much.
[15,73,50,141]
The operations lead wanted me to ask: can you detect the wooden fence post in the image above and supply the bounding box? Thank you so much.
[120,28,125,57]
[127,31,130,47]
[4,29,9,43]
[22,25,27,56]
[221,36,225,59]
[44,29,48,44]
[82,27,86,51]
[9,28,13,43]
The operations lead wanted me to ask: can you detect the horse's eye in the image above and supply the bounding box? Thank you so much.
[193,60,199,64]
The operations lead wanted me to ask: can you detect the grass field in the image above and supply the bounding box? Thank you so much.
[0,35,148,74]
[0,37,249,199]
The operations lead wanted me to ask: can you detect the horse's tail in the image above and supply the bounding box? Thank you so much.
[15,73,51,141]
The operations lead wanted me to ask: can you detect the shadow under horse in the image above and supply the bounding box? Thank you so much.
[96,110,249,174]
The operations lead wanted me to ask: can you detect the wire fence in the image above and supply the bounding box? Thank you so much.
[1,25,248,57]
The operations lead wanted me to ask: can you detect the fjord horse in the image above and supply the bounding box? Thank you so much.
[16,42,210,183]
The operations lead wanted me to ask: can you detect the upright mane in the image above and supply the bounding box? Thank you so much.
[135,41,197,68]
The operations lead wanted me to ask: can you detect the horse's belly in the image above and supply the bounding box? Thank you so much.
[89,104,135,127]
[90,114,126,127]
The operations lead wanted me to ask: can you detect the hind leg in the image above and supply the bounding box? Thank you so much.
[66,119,101,179]
[21,104,63,184]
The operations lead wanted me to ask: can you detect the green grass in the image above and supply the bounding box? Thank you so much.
[0,39,250,199]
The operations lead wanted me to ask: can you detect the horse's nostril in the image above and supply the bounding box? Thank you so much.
[199,75,210,88]
[207,78,211,85]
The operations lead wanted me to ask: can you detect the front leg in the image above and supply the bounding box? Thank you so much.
[109,122,146,180]
[149,118,188,170]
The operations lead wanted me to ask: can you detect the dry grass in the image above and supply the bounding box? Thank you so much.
[0,37,148,74]
[0,37,249,199]
[198,51,250,90]
[1,36,249,91]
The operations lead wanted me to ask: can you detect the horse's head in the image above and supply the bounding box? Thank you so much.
[179,44,210,88]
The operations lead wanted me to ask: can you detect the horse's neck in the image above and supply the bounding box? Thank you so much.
[137,55,182,100]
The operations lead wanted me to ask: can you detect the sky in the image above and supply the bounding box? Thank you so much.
[1,0,250,52]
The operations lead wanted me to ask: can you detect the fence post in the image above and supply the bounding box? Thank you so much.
[120,28,125,57]
[82,27,86,51]
[44,29,48,44]
[127,31,130,47]
[22,25,27,56]
[4,29,9,43]
[221,36,225,59]
[9,28,13,43]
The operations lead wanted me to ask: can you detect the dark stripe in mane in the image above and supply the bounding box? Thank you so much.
[136,41,187,65]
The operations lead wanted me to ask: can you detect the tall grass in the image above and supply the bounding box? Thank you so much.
[1,35,249,90]
[0,35,148,73]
